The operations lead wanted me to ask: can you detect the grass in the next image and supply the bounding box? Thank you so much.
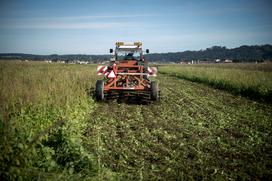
[159,63,272,103]
[1,61,272,180]
[0,61,116,180]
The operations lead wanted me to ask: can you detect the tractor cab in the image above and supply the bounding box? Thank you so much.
[110,42,148,62]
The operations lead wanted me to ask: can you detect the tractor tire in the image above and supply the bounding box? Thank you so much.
[151,81,159,101]
[95,80,104,100]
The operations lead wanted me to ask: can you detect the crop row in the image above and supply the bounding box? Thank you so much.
[159,63,272,103]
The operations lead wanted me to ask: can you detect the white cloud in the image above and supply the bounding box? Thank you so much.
[0,20,145,30]
[1,21,142,29]
[1,13,160,22]
[51,13,160,20]
[0,13,159,30]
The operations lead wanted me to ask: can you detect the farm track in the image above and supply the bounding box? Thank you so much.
[86,73,272,180]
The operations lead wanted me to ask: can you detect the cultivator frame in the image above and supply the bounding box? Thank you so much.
[96,42,159,102]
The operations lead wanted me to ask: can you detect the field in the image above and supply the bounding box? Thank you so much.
[0,61,272,180]
[159,64,272,103]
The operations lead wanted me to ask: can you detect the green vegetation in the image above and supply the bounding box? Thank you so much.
[1,62,272,180]
[0,62,116,180]
[160,63,272,103]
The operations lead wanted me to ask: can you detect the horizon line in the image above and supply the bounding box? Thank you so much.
[0,43,271,56]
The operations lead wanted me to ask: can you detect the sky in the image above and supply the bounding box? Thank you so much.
[0,0,271,54]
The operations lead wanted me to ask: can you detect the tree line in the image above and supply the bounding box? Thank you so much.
[145,44,272,63]
[1,44,271,63]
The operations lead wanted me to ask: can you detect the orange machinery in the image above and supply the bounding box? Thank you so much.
[96,42,159,101]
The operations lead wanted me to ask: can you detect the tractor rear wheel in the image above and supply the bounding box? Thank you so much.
[95,80,104,100]
[151,81,159,101]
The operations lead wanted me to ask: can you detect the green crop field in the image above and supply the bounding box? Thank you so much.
[160,63,272,103]
[1,61,272,180]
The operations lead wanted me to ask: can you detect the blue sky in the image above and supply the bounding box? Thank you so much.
[0,0,271,54]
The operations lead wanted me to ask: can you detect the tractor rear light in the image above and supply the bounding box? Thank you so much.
[148,67,157,76]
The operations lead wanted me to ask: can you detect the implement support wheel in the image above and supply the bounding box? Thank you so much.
[151,81,159,101]
[95,80,104,100]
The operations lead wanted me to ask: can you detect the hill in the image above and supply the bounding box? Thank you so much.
[145,44,272,63]
[0,44,272,63]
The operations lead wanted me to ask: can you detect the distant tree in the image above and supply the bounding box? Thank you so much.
[1,45,272,62]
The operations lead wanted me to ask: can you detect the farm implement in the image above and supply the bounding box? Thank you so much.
[96,42,159,102]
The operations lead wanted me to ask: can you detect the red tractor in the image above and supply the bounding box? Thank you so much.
[95,42,159,102]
